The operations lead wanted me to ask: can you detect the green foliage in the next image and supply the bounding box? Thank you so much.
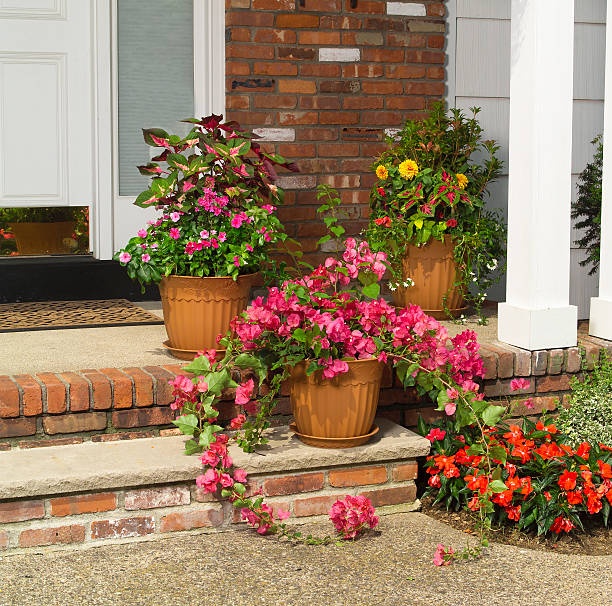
[572,135,603,275]
[557,351,612,446]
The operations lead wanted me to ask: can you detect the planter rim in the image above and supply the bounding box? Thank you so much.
[290,357,383,370]
[161,271,259,282]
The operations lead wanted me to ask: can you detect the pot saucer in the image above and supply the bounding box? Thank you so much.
[162,341,226,362]
[289,422,379,449]
[162,340,199,361]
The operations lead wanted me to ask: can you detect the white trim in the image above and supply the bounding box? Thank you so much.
[194,0,226,118]
[92,0,113,260]
[445,0,457,109]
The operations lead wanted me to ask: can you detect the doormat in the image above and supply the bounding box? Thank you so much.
[0,299,164,333]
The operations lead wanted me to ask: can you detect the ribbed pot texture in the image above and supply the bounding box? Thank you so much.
[10,222,75,255]
[290,358,383,439]
[391,237,464,317]
[158,273,256,351]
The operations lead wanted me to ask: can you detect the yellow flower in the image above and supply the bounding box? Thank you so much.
[456,173,468,189]
[375,164,389,180]
[398,159,419,180]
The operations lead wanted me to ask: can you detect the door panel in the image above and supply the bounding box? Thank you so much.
[0,0,93,207]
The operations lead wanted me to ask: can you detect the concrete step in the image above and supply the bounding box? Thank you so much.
[0,419,430,554]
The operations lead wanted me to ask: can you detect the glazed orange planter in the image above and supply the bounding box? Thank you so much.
[289,358,383,448]
[159,273,257,356]
[10,221,75,255]
[391,237,465,319]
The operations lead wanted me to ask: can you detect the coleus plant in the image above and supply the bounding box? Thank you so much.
[114,114,298,285]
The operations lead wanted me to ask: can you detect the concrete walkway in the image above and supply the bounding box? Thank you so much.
[0,302,498,375]
[0,512,609,606]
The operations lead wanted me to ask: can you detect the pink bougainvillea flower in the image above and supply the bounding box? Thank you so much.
[433,544,454,566]
[235,378,255,407]
[169,227,180,239]
[233,469,248,483]
[219,473,234,488]
[522,397,534,410]
[230,414,246,429]
[195,468,219,493]
[510,378,530,391]
[444,402,457,416]
[119,252,131,263]
[199,450,220,468]
[446,387,459,400]
[277,509,290,520]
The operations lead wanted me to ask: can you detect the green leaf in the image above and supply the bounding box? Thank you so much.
[362,283,380,299]
[467,443,484,455]
[489,479,507,494]
[173,414,199,436]
[183,438,201,455]
[198,424,223,448]
[292,328,307,342]
[482,405,505,427]
[233,482,246,495]
[184,355,211,375]
[489,444,508,464]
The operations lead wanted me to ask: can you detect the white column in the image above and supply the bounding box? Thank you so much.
[497,0,577,351]
[589,0,612,341]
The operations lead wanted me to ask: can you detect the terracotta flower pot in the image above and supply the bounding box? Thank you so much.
[289,357,383,448]
[9,221,75,255]
[159,273,257,355]
[391,237,466,319]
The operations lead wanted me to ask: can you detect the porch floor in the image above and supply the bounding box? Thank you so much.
[0,302,501,376]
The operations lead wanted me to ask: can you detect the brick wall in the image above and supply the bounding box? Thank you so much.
[225,0,446,264]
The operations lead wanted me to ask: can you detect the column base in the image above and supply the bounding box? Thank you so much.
[589,297,612,341]
[498,303,577,351]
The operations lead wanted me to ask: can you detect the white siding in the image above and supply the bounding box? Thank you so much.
[448,0,605,317]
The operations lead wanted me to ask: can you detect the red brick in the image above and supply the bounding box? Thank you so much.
[19,525,85,548]
[387,32,427,47]
[43,412,107,435]
[13,375,42,416]
[36,373,67,414]
[299,96,341,110]
[122,368,153,408]
[160,508,223,532]
[229,27,251,42]
[252,0,294,8]
[300,0,340,10]
[565,347,582,373]
[317,142,360,156]
[253,62,298,76]
[227,61,251,76]
[298,31,340,45]
[510,395,559,416]
[579,340,601,369]
[392,463,418,482]
[320,14,361,29]
[91,516,155,539]
[279,111,319,125]
[143,366,175,406]
[91,430,154,443]
[361,81,403,95]
[547,349,565,375]
[405,49,445,64]
[227,45,275,60]
[0,418,36,438]
[484,378,534,398]
[319,111,359,125]
[377,408,402,424]
[254,29,296,44]
[386,97,426,110]
[359,485,417,507]
[254,94,297,109]
[0,500,44,523]
[0,376,19,418]
[346,0,384,14]
[342,64,384,79]
[427,2,446,17]
[404,81,445,96]
[0,530,8,550]
[428,66,445,79]
[362,48,404,63]
[319,175,361,189]
[99,368,133,409]
[300,64,341,77]
[329,466,387,487]
[531,350,548,375]
[124,486,190,510]
[536,374,571,393]
[79,370,112,410]
[19,437,83,449]
[159,428,182,437]
[50,493,117,517]
[262,473,324,496]
[483,344,514,378]
[294,494,345,517]
[60,372,91,411]
[226,110,273,125]
[0,442,10,451]
[428,34,445,48]
[275,14,319,28]
[111,407,175,428]
[228,12,274,27]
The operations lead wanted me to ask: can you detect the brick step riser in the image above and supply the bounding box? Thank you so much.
[0,461,418,553]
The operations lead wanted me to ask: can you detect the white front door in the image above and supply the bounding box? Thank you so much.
[0,0,94,209]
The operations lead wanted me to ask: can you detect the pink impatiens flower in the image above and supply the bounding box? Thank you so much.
[169,227,180,239]
[426,428,446,442]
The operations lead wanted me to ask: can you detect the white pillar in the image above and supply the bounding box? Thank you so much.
[497,0,577,351]
[589,0,612,341]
